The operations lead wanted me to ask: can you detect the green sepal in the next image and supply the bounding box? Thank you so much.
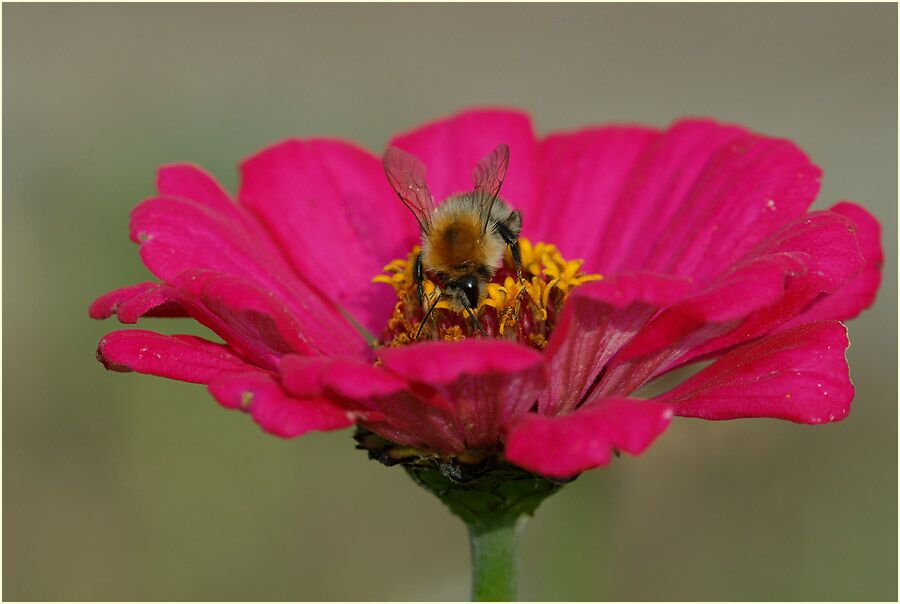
[354,427,574,527]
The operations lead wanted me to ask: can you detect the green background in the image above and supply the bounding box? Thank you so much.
[4,4,896,600]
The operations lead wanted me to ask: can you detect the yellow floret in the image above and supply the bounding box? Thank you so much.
[373,237,602,348]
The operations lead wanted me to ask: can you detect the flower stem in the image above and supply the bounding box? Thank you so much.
[354,430,573,601]
[467,516,525,601]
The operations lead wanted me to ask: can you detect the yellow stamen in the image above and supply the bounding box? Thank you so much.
[372,238,602,349]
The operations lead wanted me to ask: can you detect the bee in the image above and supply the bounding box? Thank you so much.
[383,143,523,338]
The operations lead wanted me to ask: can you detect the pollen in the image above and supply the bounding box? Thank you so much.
[372,238,602,350]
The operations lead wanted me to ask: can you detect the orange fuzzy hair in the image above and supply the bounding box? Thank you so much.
[424,212,485,271]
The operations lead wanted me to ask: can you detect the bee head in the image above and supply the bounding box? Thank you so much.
[450,275,481,310]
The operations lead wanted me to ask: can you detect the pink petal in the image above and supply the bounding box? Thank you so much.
[389,108,540,219]
[333,380,464,454]
[540,273,693,416]
[615,209,864,367]
[156,163,237,215]
[93,274,309,370]
[588,209,866,402]
[642,127,820,283]
[644,209,867,368]
[131,190,368,358]
[208,371,353,437]
[504,398,673,479]
[656,321,853,424]
[280,354,463,453]
[94,270,369,367]
[377,340,546,449]
[538,119,820,282]
[377,338,543,386]
[358,406,465,455]
[131,196,307,311]
[96,330,251,384]
[172,270,370,366]
[532,124,660,256]
[238,139,418,335]
[280,355,407,400]
[89,282,188,321]
[784,202,883,325]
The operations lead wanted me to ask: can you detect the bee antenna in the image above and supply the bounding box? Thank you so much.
[415,292,443,340]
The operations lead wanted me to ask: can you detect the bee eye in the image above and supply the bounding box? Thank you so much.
[460,277,479,309]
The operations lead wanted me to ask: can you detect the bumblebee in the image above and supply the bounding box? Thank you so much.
[383,144,523,337]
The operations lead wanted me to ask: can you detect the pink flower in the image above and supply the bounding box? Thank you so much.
[91,109,882,479]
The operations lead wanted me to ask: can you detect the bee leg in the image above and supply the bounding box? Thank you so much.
[415,292,443,340]
[413,253,425,309]
[509,240,524,283]
[462,301,488,336]
[496,223,524,284]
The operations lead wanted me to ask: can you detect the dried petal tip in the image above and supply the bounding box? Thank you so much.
[374,237,601,349]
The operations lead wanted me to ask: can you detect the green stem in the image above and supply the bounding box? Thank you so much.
[467,516,526,601]
[354,429,571,601]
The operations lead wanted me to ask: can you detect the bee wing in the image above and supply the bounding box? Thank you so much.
[471,143,509,236]
[383,147,436,233]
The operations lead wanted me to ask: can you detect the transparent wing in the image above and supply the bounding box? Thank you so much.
[471,143,509,235]
[383,147,436,233]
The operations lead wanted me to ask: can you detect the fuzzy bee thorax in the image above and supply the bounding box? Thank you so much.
[421,195,506,275]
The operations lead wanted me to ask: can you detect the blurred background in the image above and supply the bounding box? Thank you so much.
[3,3,896,601]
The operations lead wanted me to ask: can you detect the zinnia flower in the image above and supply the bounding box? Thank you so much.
[91,109,882,481]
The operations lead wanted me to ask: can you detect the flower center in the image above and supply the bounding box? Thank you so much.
[373,237,602,349]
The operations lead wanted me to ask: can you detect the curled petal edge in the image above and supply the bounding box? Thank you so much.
[504,398,673,479]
